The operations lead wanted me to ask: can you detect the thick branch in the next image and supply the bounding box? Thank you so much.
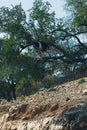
[50,28,87,46]
[37,54,87,64]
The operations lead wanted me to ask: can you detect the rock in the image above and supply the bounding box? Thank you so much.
[27,120,40,130]
[8,113,17,120]
[9,106,18,114]
[9,104,28,114]
[83,89,87,95]
[11,126,17,130]
[55,103,87,130]
[18,122,28,130]
[1,122,11,130]
[1,104,87,130]
[50,124,63,130]
[1,113,9,122]
[8,104,28,121]
[66,97,70,101]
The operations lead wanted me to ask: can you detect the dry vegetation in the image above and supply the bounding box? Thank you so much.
[0,77,87,121]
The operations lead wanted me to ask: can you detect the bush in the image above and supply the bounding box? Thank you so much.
[30,90,37,95]
[42,75,54,88]
[78,78,85,85]
[20,96,25,101]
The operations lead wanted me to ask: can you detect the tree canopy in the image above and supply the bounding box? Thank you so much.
[0,0,87,100]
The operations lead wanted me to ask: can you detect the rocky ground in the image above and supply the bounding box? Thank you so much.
[0,77,87,130]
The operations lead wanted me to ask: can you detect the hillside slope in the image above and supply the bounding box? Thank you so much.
[0,77,87,130]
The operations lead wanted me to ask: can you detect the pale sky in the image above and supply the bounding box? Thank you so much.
[0,0,66,18]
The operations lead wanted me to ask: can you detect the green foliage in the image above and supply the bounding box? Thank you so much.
[30,90,37,95]
[65,0,87,27]
[0,0,87,99]
[42,75,54,88]
[29,0,56,42]
[78,78,85,85]
[0,4,26,32]
[20,96,25,101]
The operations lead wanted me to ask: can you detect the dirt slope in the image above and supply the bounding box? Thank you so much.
[0,77,87,130]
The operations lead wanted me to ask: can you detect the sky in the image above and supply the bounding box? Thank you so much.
[0,0,67,18]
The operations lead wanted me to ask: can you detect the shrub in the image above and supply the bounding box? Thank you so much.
[78,78,85,85]
[30,90,37,95]
[42,75,54,88]
[20,96,25,101]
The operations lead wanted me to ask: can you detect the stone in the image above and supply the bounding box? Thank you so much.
[66,97,70,101]
[83,89,87,95]
[55,103,87,130]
